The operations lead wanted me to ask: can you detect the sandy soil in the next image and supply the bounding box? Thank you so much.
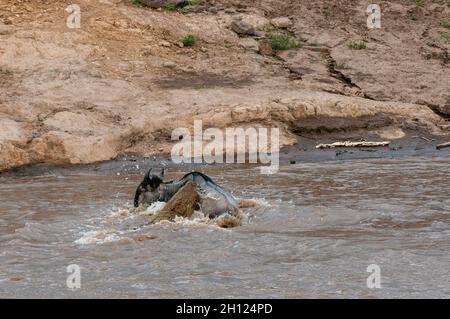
[0,0,449,171]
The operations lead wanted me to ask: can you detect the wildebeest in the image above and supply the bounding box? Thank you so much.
[134,168,239,218]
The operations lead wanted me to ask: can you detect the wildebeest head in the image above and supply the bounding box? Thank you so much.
[134,168,165,207]
[144,168,165,191]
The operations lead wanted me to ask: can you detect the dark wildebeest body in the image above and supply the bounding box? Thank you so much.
[134,169,239,218]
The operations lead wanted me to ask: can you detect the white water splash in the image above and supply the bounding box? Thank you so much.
[145,201,166,213]
[74,229,121,245]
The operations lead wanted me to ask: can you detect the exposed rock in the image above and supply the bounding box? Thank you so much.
[150,181,199,222]
[159,40,171,47]
[216,213,242,228]
[162,181,199,217]
[0,118,26,142]
[428,4,444,13]
[258,39,274,56]
[237,14,271,30]
[230,14,269,37]
[28,131,117,165]
[437,103,450,116]
[238,37,259,52]
[0,22,14,35]
[224,8,236,14]
[43,111,99,135]
[162,61,177,68]
[0,142,29,171]
[231,19,258,36]
[270,17,293,29]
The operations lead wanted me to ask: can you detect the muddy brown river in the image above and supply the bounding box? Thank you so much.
[0,154,449,298]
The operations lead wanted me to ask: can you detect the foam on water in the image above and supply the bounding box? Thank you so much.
[74,229,121,245]
[146,201,167,213]
[74,199,255,245]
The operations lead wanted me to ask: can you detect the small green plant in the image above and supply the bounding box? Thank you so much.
[178,6,192,14]
[415,0,425,7]
[176,0,204,13]
[164,4,177,11]
[182,34,196,46]
[188,0,203,5]
[224,41,234,48]
[269,33,301,50]
[442,32,450,43]
[348,41,367,50]
[441,21,450,30]
[448,1,450,7]
[132,0,142,6]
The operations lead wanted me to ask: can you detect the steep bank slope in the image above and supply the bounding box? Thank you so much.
[0,0,449,171]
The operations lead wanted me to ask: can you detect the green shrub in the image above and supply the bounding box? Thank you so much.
[182,34,196,46]
[164,4,177,11]
[132,0,142,6]
[171,0,204,13]
[415,0,425,7]
[441,21,450,30]
[269,33,301,50]
[348,41,367,50]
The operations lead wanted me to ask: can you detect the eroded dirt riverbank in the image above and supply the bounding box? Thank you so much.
[1,0,449,171]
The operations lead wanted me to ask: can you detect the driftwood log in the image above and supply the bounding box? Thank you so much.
[436,142,450,150]
[316,141,390,149]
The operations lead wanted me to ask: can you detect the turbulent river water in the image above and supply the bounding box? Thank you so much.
[0,154,449,298]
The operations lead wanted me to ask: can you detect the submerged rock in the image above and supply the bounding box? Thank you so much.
[216,213,242,228]
[158,181,199,218]
[146,181,199,224]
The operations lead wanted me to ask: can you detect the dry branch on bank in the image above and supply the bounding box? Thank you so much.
[436,142,450,150]
[316,141,390,149]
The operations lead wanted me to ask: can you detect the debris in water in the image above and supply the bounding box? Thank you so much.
[134,234,158,242]
[239,199,260,209]
[436,142,450,150]
[316,141,390,149]
[74,230,121,245]
[216,213,243,228]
